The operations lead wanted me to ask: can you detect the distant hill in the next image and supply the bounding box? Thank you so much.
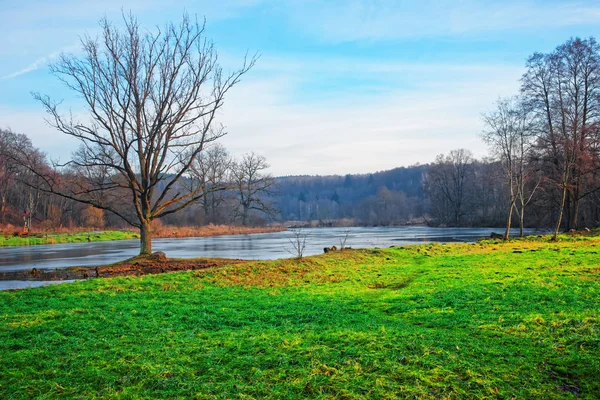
[273,165,429,225]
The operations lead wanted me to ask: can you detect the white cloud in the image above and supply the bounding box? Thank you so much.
[1,54,523,176]
[218,58,523,175]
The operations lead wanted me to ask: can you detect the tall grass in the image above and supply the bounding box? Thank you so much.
[151,222,285,238]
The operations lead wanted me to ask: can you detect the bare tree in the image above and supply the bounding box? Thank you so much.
[31,14,256,254]
[286,228,308,259]
[483,96,538,239]
[339,229,351,250]
[0,129,22,220]
[230,152,276,226]
[189,143,232,224]
[521,38,600,239]
[424,149,474,226]
[0,129,49,230]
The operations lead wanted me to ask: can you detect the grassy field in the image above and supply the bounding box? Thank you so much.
[1,236,599,399]
[0,230,139,247]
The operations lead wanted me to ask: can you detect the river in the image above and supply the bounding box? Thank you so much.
[0,226,541,290]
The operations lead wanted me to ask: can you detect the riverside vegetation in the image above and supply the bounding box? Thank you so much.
[0,230,138,247]
[0,225,284,247]
[0,234,599,398]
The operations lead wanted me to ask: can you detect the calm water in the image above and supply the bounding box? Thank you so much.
[0,226,542,290]
[0,226,542,271]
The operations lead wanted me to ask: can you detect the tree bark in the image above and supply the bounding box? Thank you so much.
[140,221,152,255]
[571,185,580,230]
[519,199,525,237]
[554,172,569,240]
[504,202,514,240]
[242,206,249,226]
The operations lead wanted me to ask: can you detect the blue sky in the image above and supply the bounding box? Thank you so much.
[2,0,600,175]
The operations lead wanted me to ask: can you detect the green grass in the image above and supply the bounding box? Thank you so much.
[1,236,599,398]
[0,230,138,246]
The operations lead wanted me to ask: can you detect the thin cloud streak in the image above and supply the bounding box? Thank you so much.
[1,44,80,80]
[2,56,51,80]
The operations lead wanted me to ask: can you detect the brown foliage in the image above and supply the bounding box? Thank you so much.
[81,206,104,229]
[150,222,285,238]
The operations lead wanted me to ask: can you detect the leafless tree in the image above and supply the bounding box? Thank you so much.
[0,129,21,219]
[357,186,411,225]
[339,229,351,250]
[424,149,474,226]
[286,228,308,259]
[31,13,256,254]
[189,143,232,224]
[0,129,49,230]
[483,96,538,239]
[521,37,600,239]
[230,152,276,226]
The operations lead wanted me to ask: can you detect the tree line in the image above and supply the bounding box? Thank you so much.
[0,129,275,232]
[274,158,505,228]
[484,37,600,239]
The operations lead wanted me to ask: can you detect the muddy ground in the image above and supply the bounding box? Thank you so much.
[0,253,244,282]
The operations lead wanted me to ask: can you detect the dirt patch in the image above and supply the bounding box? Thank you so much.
[0,257,245,282]
[96,257,244,278]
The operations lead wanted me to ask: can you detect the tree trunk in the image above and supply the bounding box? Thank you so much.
[519,199,525,238]
[242,205,249,226]
[571,189,580,230]
[504,202,514,241]
[565,190,575,231]
[140,221,152,255]
[202,196,210,224]
[554,178,568,241]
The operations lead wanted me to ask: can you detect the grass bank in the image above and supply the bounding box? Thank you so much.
[0,230,139,247]
[0,224,285,247]
[1,236,599,398]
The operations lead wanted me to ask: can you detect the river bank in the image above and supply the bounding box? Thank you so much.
[0,253,244,282]
[0,224,285,247]
[0,227,545,277]
[0,230,589,284]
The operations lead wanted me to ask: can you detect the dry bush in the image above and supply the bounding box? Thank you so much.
[0,224,17,236]
[82,205,105,228]
[47,205,63,228]
[39,220,55,232]
[151,219,165,236]
[151,223,285,238]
